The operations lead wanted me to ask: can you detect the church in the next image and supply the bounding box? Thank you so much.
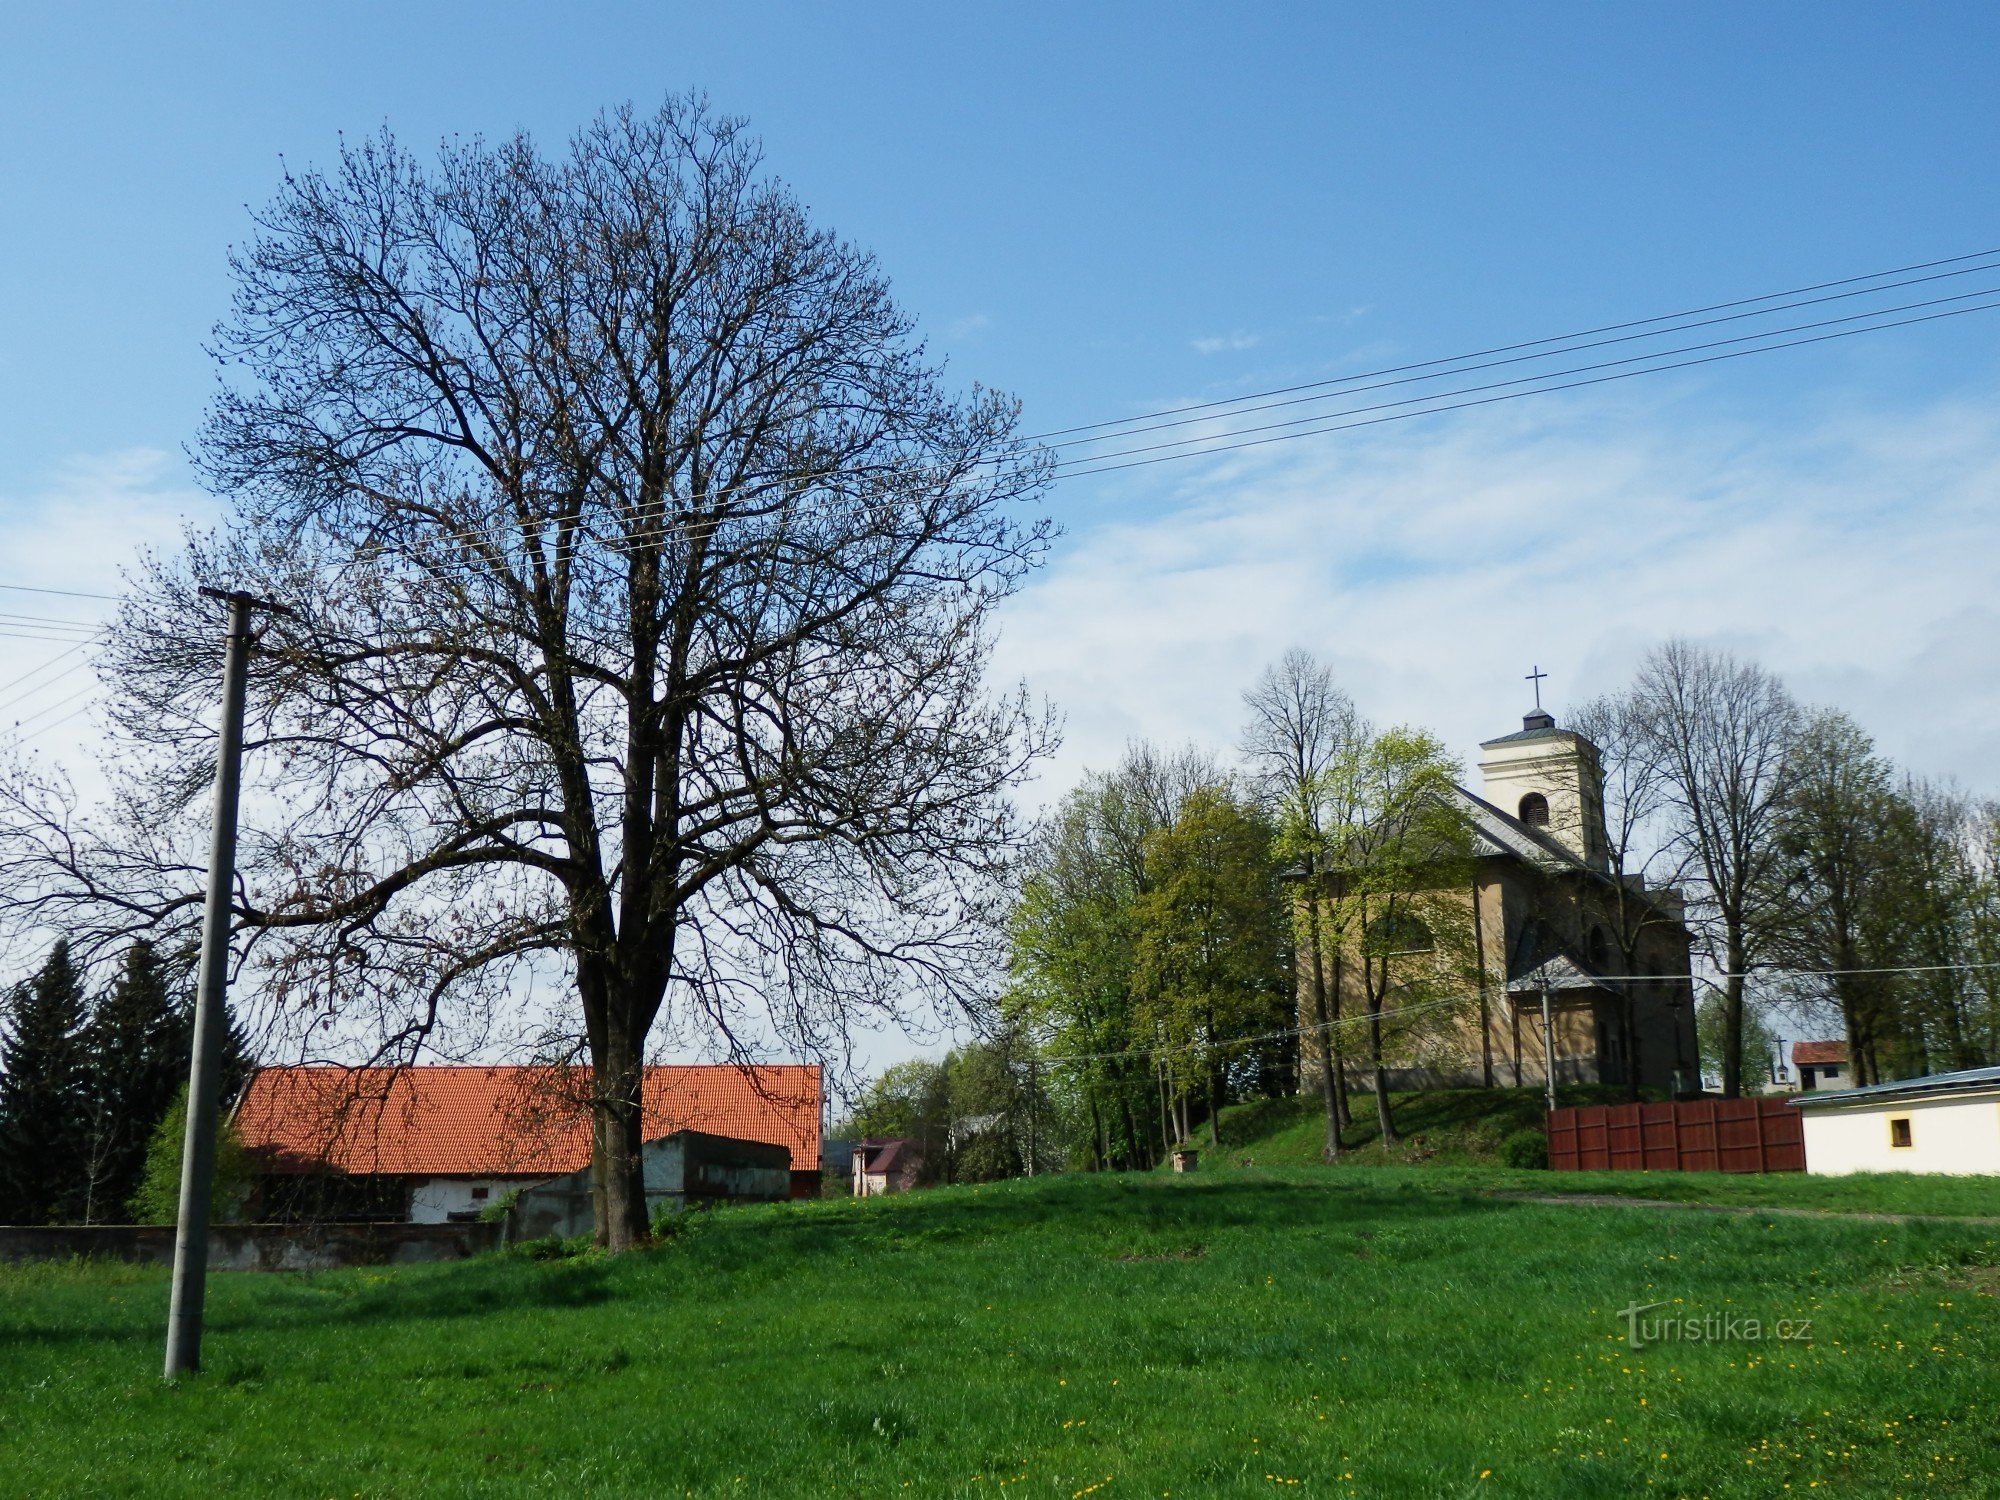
[1304,704,1700,1096]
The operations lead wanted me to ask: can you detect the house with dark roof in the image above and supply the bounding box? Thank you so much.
[235,1064,821,1222]
[851,1137,923,1196]
[1302,707,1699,1094]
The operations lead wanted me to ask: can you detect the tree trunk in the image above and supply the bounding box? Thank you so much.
[1330,951,1353,1130]
[592,1020,650,1250]
[1303,895,1342,1161]
[1720,927,1747,1099]
[1367,992,1397,1147]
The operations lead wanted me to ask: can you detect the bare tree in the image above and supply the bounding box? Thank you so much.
[1567,691,1694,1097]
[1632,641,1798,1097]
[0,100,1053,1248]
[1240,648,1362,1157]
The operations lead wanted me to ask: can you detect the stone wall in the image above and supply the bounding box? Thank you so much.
[0,1220,500,1270]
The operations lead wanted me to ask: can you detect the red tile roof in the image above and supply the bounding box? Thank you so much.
[1792,1041,1848,1067]
[236,1065,820,1177]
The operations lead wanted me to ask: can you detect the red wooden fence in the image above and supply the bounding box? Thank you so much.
[1545,1099,1804,1174]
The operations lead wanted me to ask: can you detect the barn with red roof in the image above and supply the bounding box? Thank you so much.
[234,1064,822,1221]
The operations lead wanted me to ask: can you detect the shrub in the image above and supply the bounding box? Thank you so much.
[128,1084,255,1223]
[1499,1128,1548,1170]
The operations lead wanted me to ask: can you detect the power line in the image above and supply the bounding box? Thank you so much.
[0,582,120,601]
[1056,297,2000,479]
[1053,284,2000,469]
[1023,243,2000,442]
[3,247,1996,597]
[0,643,101,716]
[5,681,98,733]
[1028,957,2000,1070]
[1040,257,2000,452]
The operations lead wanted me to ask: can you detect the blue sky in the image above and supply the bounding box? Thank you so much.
[4,5,2000,1065]
[4,3,1997,502]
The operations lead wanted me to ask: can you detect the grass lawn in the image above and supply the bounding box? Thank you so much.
[4,1170,1998,1496]
[1216,1088,2000,1218]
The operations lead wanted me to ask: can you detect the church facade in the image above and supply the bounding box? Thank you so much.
[1304,708,1700,1095]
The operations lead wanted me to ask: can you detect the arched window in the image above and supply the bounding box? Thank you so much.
[1365,913,1435,955]
[1517,792,1550,827]
[1585,926,1610,970]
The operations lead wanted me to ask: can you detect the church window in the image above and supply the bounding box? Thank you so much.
[1365,913,1434,955]
[1585,927,1610,970]
[1518,792,1550,826]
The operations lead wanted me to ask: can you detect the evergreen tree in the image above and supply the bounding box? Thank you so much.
[0,941,91,1224]
[77,943,190,1222]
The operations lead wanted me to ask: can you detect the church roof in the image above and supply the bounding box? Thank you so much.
[1504,951,1614,994]
[1478,725,1572,747]
[1451,785,1583,871]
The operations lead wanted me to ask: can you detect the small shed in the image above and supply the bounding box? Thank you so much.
[852,1138,923,1196]
[508,1130,791,1239]
[1793,1065,2000,1176]
[1792,1040,1851,1093]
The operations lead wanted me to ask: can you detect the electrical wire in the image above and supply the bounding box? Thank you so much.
[0,582,120,601]
[1022,243,2000,442]
[1027,957,2000,1070]
[1046,282,2000,465]
[3,248,1998,604]
[1040,258,2000,451]
[0,647,101,718]
[1057,297,2000,479]
[3,680,97,733]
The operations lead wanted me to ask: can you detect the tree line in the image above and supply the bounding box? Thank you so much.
[860,638,2000,1178]
[0,940,252,1225]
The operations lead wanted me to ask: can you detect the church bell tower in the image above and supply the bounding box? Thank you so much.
[1477,707,1610,872]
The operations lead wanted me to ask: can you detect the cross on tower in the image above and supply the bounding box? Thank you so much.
[1525,664,1548,710]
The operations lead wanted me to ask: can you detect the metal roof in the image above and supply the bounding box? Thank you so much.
[1788,1063,2000,1109]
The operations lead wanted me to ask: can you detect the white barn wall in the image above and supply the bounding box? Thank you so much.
[408,1177,541,1223]
[1801,1091,2000,1176]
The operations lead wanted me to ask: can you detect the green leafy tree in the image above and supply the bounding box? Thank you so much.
[0,941,90,1224]
[945,1031,1054,1182]
[1886,781,2000,1074]
[77,942,193,1223]
[844,1059,951,1185]
[1241,648,1363,1160]
[1004,745,1219,1170]
[1315,728,1480,1147]
[1766,711,1922,1084]
[129,1082,255,1224]
[1131,787,1291,1148]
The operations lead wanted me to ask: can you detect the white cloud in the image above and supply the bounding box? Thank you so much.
[1191,331,1261,356]
[994,383,2000,804]
[946,312,993,340]
[0,449,214,778]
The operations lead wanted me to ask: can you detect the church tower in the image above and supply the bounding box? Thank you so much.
[1477,708,1610,872]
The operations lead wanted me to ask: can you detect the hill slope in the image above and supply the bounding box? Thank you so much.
[5,1169,1998,1495]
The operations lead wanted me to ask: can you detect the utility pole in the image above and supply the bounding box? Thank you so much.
[1540,983,1558,1117]
[165,587,291,1380]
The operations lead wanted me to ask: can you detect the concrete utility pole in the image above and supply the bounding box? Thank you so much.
[1540,984,1558,1117]
[164,587,291,1380]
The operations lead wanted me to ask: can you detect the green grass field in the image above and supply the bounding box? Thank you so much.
[4,1167,1998,1497]
[1212,1087,2000,1218]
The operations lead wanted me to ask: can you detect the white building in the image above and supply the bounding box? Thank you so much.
[1793,1065,2000,1176]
